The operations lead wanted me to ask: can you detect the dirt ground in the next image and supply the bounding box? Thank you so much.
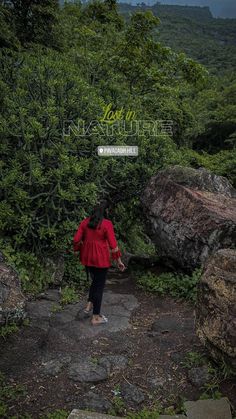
[0,267,235,418]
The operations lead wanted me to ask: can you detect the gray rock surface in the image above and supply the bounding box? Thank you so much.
[187,366,210,387]
[67,354,129,383]
[67,411,123,419]
[158,416,186,419]
[25,290,138,344]
[146,374,167,389]
[78,391,112,413]
[160,166,236,197]
[67,410,186,419]
[184,398,232,419]
[120,382,145,404]
[41,354,71,376]
[68,358,109,382]
[0,260,26,326]
[141,165,236,270]
[37,289,61,302]
[151,315,194,336]
[98,355,128,375]
[195,248,236,372]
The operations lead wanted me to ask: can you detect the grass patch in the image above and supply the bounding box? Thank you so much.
[0,372,28,418]
[182,351,206,368]
[0,322,19,340]
[125,405,162,418]
[59,285,79,305]
[108,395,126,416]
[135,268,202,302]
[41,409,69,419]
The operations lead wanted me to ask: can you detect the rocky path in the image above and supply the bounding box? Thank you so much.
[0,268,235,418]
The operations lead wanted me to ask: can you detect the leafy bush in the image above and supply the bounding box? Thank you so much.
[135,268,202,302]
[0,0,235,297]
[63,253,89,291]
[60,285,79,305]
[0,238,50,294]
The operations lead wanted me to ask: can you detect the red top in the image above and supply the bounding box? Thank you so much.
[73,217,122,268]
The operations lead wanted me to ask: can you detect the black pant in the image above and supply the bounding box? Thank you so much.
[86,266,108,315]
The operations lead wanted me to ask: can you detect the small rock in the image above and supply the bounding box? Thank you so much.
[98,355,128,375]
[68,359,108,383]
[41,354,71,376]
[79,391,112,413]
[120,382,145,405]
[188,365,210,387]
[146,374,166,389]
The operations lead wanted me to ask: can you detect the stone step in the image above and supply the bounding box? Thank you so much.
[158,416,186,418]
[67,411,123,419]
[67,410,186,419]
[67,398,233,419]
[184,398,232,419]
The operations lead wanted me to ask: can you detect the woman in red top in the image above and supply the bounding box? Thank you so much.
[73,200,125,325]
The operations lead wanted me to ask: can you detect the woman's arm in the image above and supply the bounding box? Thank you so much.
[73,220,85,253]
[106,222,126,271]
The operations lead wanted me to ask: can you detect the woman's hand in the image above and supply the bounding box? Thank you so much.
[117,260,126,272]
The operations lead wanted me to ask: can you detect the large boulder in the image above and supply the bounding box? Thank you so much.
[0,258,26,326]
[195,248,236,372]
[141,165,236,270]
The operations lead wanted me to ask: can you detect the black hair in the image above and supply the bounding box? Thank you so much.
[87,199,110,229]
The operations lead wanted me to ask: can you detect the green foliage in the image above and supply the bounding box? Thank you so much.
[0,0,235,296]
[42,409,69,419]
[3,0,61,48]
[135,268,202,302]
[0,239,51,294]
[108,395,126,416]
[50,303,63,313]
[0,322,19,339]
[125,405,161,418]
[182,351,206,368]
[182,351,235,400]
[119,3,236,75]
[59,285,79,305]
[200,383,223,400]
[114,203,156,255]
[63,253,89,291]
[0,372,28,419]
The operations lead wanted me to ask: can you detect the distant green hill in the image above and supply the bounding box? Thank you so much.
[157,0,236,19]
[118,2,236,74]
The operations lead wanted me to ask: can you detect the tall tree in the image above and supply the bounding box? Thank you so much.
[2,0,60,47]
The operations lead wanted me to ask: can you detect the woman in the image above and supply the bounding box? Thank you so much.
[73,200,126,325]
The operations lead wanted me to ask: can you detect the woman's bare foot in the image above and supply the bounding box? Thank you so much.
[85,301,93,312]
[91,314,108,325]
